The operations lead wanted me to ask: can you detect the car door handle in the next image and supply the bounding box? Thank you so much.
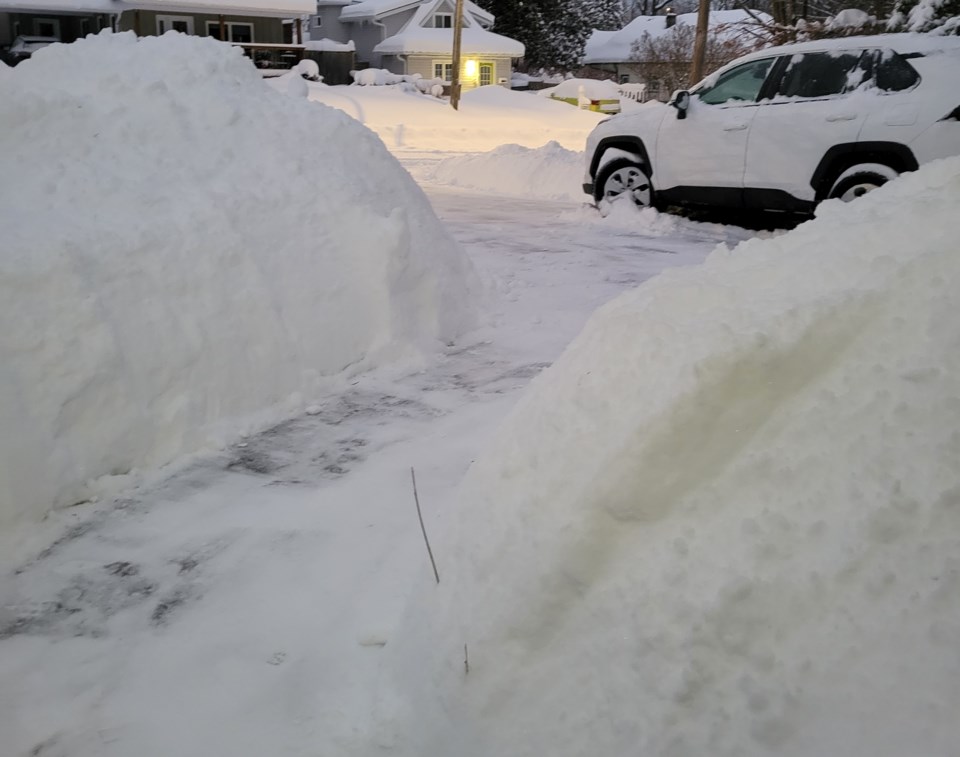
[826,114,858,122]
[723,124,749,131]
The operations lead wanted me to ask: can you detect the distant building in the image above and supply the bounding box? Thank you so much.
[313,0,524,88]
[580,9,770,100]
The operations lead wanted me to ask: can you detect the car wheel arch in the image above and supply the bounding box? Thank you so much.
[590,136,653,183]
[812,142,918,201]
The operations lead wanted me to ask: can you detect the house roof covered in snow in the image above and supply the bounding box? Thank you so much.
[374,25,523,55]
[126,0,316,14]
[340,0,493,27]
[0,0,114,13]
[367,0,520,56]
[582,9,769,64]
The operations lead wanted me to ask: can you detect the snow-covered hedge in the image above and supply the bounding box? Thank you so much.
[0,32,476,530]
[381,157,960,756]
[351,68,445,96]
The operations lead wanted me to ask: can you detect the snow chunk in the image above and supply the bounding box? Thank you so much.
[0,31,477,531]
[381,158,960,756]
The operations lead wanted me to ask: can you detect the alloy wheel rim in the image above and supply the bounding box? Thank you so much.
[604,167,652,206]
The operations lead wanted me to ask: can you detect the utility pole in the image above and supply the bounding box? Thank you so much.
[450,0,465,110]
[689,0,709,87]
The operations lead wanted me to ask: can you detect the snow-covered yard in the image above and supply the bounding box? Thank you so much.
[3,32,960,757]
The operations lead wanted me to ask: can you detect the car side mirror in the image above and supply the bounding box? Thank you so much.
[670,90,690,120]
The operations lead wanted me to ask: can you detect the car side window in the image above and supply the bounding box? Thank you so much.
[696,58,775,106]
[775,52,863,98]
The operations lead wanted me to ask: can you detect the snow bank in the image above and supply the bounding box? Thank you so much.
[417,142,585,202]
[380,158,960,756]
[0,32,476,531]
[307,82,604,151]
[539,77,621,101]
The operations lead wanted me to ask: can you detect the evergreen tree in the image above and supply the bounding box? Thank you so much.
[582,0,626,31]
[889,0,960,32]
[477,0,597,70]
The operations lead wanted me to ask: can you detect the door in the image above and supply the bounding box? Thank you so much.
[744,50,868,204]
[655,57,776,202]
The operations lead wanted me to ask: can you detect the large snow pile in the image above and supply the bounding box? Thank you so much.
[0,32,476,532]
[416,142,585,202]
[378,158,960,756]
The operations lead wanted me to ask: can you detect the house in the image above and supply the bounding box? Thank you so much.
[312,0,523,88]
[580,9,770,100]
[1,0,316,58]
[0,0,112,49]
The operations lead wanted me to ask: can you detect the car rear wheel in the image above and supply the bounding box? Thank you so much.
[827,163,899,202]
[595,159,653,207]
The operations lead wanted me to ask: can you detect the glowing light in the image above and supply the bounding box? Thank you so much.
[465,59,477,77]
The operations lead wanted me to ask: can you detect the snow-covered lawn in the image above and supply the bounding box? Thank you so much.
[4,31,960,757]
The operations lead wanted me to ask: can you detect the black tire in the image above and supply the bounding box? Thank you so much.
[594,158,654,207]
[827,164,898,202]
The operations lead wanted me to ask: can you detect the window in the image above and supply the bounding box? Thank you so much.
[855,49,920,92]
[696,58,774,105]
[206,21,254,43]
[313,15,322,29]
[479,62,493,86]
[775,52,862,99]
[434,13,453,28]
[34,18,60,38]
[433,61,453,80]
[157,15,194,35]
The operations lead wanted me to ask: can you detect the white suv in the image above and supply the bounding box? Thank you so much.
[583,34,960,212]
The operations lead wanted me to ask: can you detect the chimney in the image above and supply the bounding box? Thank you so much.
[665,8,676,27]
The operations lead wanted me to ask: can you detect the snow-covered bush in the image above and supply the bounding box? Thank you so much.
[889,0,960,34]
[0,31,477,530]
[378,157,960,757]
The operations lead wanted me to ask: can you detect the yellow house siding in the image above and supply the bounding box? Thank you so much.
[407,54,512,87]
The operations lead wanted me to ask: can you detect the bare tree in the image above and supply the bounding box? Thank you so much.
[630,20,756,92]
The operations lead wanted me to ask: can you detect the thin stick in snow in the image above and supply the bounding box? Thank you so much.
[411,467,440,584]
[464,643,469,675]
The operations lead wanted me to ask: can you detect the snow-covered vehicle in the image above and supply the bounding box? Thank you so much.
[583,34,960,212]
[3,35,57,65]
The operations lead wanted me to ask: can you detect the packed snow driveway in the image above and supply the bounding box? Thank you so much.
[0,187,747,757]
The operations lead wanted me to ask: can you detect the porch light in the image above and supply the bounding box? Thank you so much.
[465,59,477,77]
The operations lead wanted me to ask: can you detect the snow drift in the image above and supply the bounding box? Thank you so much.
[0,32,476,531]
[380,158,960,757]
[418,142,585,202]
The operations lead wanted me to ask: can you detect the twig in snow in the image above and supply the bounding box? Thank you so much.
[464,643,470,675]
[411,467,440,584]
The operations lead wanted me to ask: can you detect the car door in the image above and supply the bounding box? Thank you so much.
[655,56,776,205]
[744,49,869,206]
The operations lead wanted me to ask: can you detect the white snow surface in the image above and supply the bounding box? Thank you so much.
[539,77,622,101]
[0,31,476,532]
[306,81,605,152]
[379,158,960,757]
[411,141,586,202]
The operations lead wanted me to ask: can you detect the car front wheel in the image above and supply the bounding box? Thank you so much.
[595,159,654,207]
[827,163,899,202]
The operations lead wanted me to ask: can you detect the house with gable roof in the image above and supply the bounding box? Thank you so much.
[311,0,523,88]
